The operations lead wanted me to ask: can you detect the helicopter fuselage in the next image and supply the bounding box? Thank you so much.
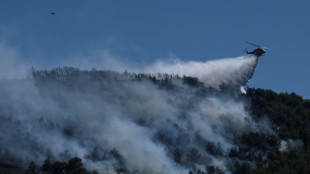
[247,48,266,56]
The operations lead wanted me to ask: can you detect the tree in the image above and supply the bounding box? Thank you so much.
[42,156,53,174]
[68,168,89,174]
[52,161,67,174]
[66,157,83,173]
[233,162,252,174]
[66,157,89,174]
[25,161,40,174]
[206,165,224,174]
[187,148,201,163]
[173,148,182,163]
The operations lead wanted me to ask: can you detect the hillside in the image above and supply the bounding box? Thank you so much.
[0,67,309,174]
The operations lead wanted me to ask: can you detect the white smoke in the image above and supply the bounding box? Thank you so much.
[0,42,29,79]
[146,55,259,91]
[279,139,304,152]
[0,55,269,174]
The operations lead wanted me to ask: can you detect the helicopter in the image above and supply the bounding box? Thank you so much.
[244,42,266,56]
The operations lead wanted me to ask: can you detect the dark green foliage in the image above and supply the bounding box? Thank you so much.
[173,148,182,163]
[24,157,89,174]
[42,156,52,173]
[206,165,225,174]
[187,148,202,163]
[303,99,310,109]
[25,161,39,174]
[51,161,67,174]
[67,168,89,174]
[239,133,279,151]
[247,88,310,143]
[233,162,252,174]
[110,149,125,167]
[205,142,222,156]
[182,76,204,87]
[264,148,310,174]
[7,75,310,173]
[188,166,206,174]
[188,165,225,174]
[66,157,83,174]
[245,88,310,173]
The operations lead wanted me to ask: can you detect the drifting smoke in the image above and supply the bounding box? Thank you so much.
[279,139,304,152]
[146,56,259,92]
[0,42,28,79]
[0,55,270,173]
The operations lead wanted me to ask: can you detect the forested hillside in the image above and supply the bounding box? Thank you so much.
[0,68,309,174]
[241,88,310,174]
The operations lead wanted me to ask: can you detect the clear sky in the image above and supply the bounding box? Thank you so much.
[1,0,310,98]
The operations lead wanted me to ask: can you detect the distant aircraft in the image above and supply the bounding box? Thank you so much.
[244,42,266,56]
[50,12,55,15]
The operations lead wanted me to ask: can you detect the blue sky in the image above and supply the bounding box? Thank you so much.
[1,1,310,98]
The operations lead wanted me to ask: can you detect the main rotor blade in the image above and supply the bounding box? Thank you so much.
[261,46,271,50]
[246,42,261,48]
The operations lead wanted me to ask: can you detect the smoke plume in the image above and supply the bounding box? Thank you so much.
[146,55,259,91]
[0,42,28,79]
[0,55,269,174]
